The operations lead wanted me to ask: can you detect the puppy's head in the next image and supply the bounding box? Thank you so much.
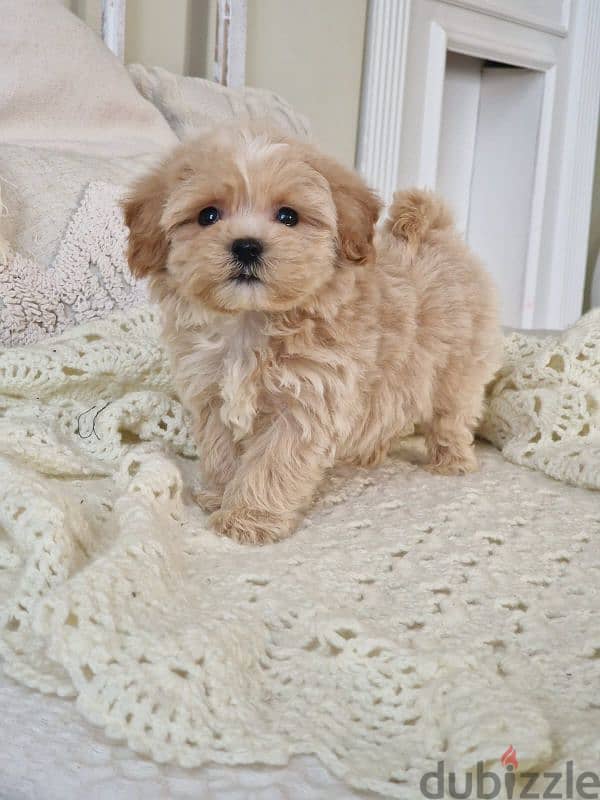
[122,126,381,314]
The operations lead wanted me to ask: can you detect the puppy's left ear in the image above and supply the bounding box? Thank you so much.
[122,167,169,278]
[307,152,382,264]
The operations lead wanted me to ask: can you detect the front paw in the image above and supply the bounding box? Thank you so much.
[209,507,291,545]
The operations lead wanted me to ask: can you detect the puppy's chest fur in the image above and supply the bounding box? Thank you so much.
[175,311,267,441]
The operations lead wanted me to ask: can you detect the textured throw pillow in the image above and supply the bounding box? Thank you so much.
[0,1,177,346]
[0,182,147,346]
[128,64,311,141]
[0,145,161,269]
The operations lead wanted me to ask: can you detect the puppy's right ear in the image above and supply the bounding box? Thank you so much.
[122,168,169,278]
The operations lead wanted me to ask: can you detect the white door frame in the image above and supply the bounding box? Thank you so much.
[357,0,600,329]
[101,0,126,61]
[213,0,248,88]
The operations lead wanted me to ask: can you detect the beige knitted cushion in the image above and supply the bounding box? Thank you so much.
[128,64,311,142]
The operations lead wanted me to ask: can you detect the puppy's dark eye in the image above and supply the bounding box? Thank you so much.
[198,207,220,226]
[276,207,298,227]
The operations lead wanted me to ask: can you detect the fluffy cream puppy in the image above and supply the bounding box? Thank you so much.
[123,125,501,544]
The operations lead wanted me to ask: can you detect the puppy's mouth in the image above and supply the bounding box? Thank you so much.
[230,262,262,284]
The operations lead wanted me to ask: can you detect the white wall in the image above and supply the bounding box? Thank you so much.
[124,0,192,74]
[246,0,367,166]
[65,0,214,76]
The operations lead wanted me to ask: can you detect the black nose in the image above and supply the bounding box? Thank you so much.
[231,237,263,265]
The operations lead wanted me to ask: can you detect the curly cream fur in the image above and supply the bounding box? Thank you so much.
[123,126,502,544]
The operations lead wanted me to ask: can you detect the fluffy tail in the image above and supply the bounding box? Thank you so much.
[384,188,454,250]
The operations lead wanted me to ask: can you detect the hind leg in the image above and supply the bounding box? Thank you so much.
[424,414,478,474]
[424,370,485,475]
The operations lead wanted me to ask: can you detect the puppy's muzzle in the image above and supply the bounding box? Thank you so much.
[231,238,263,282]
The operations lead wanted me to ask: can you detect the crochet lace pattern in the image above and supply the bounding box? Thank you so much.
[0,182,147,346]
[482,309,600,489]
[0,307,598,798]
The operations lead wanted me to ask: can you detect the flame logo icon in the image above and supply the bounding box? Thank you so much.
[501,744,519,770]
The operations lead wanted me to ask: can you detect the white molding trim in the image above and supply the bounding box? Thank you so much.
[442,0,570,37]
[441,24,556,70]
[521,67,556,328]
[356,0,600,328]
[429,24,558,330]
[101,0,126,62]
[417,21,447,187]
[356,0,411,201]
[214,0,247,89]
[543,0,600,327]
[405,20,559,329]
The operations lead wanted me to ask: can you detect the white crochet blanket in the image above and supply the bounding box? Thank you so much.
[0,307,598,798]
